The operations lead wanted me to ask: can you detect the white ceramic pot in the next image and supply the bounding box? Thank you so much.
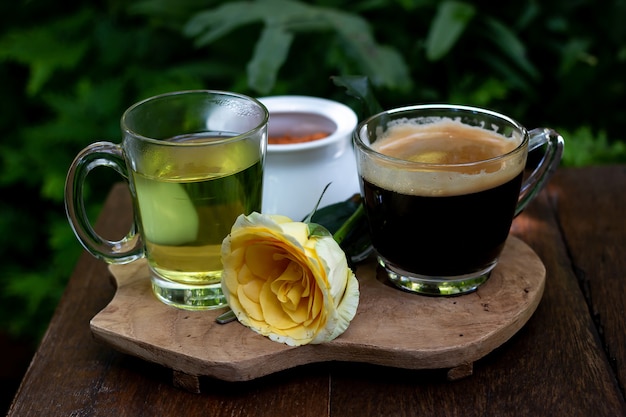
[258,95,360,221]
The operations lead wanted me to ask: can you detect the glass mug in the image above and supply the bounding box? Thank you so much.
[353,104,564,296]
[65,90,269,310]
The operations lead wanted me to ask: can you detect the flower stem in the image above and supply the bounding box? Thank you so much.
[333,203,365,245]
[304,183,332,224]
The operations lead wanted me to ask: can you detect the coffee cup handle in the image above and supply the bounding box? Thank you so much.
[515,128,565,216]
[64,141,143,264]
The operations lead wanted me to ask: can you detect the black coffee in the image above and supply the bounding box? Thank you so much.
[357,118,526,278]
[362,173,522,276]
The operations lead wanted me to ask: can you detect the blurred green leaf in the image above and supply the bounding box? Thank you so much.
[449,76,509,107]
[558,38,595,75]
[0,10,92,95]
[483,17,539,80]
[331,75,383,118]
[184,0,411,93]
[128,0,209,26]
[325,8,411,91]
[561,127,626,167]
[426,1,475,61]
[476,50,533,91]
[248,26,294,94]
[184,2,269,44]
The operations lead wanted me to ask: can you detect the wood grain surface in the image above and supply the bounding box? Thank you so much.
[91,235,545,384]
[7,166,626,417]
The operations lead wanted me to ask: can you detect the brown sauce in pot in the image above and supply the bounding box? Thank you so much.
[267,112,336,145]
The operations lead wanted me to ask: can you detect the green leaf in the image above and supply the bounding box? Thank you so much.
[475,50,533,91]
[332,203,364,246]
[483,17,539,80]
[449,76,509,107]
[128,0,208,25]
[184,0,411,93]
[558,38,594,75]
[312,195,372,264]
[184,2,266,44]
[331,75,383,119]
[304,184,372,262]
[0,10,92,95]
[325,9,412,91]
[561,127,626,167]
[247,26,294,94]
[426,1,476,61]
[5,271,63,319]
[307,222,333,239]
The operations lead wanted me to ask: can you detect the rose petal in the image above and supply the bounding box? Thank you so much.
[271,262,305,309]
[221,212,360,346]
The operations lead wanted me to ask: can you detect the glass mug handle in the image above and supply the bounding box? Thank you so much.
[515,128,565,216]
[64,141,143,264]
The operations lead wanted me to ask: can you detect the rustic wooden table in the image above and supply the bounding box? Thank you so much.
[7,165,626,417]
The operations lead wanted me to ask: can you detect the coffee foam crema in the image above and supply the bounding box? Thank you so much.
[361,118,525,197]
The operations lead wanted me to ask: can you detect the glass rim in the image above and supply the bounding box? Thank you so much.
[353,104,529,168]
[121,89,269,146]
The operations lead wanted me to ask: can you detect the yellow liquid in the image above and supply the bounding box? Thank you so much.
[145,204,243,285]
[131,137,263,286]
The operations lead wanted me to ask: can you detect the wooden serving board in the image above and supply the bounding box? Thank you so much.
[91,235,545,391]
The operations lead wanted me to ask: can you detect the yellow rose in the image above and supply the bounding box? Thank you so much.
[221,212,360,346]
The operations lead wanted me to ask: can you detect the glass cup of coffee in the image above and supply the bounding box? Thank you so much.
[65,90,268,310]
[353,104,564,296]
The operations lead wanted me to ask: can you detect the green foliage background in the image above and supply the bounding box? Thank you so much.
[1,0,625,346]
